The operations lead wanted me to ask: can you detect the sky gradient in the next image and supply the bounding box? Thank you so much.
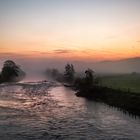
[0,0,140,61]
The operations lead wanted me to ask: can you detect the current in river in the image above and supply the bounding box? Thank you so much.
[0,81,140,140]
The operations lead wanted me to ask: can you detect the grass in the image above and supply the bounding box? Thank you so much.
[75,73,140,116]
[100,73,140,93]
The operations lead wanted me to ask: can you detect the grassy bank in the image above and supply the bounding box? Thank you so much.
[100,73,140,93]
[76,86,140,116]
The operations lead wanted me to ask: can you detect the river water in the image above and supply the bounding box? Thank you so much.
[0,81,140,140]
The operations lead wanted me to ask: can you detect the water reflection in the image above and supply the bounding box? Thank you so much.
[0,82,140,140]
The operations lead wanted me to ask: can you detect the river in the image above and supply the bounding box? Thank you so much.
[0,81,140,140]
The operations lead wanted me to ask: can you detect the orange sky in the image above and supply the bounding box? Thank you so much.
[0,0,140,61]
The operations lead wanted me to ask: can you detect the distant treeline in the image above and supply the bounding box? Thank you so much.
[45,63,100,85]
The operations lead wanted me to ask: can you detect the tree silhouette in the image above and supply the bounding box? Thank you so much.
[0,73,2,83]
[0,60,25,82]
[74,68,98,91]
[85,68,94,87]
[64,63,75,83]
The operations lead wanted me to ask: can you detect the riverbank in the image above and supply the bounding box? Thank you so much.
[76,86,140,116]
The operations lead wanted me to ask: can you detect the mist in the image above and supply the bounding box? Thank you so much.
[0,56,140,82]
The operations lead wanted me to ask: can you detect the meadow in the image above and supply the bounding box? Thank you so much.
[100,73,140,93]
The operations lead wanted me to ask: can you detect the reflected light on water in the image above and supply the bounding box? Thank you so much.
[0,82,140,140]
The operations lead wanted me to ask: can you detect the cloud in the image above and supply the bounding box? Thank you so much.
[39,52,51,55]
[0,52,27,57]
[53,49,74,54]
[136,41,140,43]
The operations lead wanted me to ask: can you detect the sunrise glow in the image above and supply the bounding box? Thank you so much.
[0,0,140,61]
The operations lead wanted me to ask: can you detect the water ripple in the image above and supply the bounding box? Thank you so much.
[0,82,140,140]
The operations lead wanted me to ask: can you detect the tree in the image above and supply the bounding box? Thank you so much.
[85,68,94,87]
[64,63,75,83]
[0,73,2,83]
[1,60,25,82]
[74,68,99,92]
[46,68,61,80]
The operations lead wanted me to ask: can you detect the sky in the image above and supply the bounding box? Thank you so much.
[0,0,140,62]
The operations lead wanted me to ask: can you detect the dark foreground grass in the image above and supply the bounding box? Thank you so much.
[76,86,140,116]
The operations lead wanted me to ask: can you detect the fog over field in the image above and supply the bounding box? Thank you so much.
[0,55,140,80]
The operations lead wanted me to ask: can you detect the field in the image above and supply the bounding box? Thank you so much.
[100,73,140,93]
